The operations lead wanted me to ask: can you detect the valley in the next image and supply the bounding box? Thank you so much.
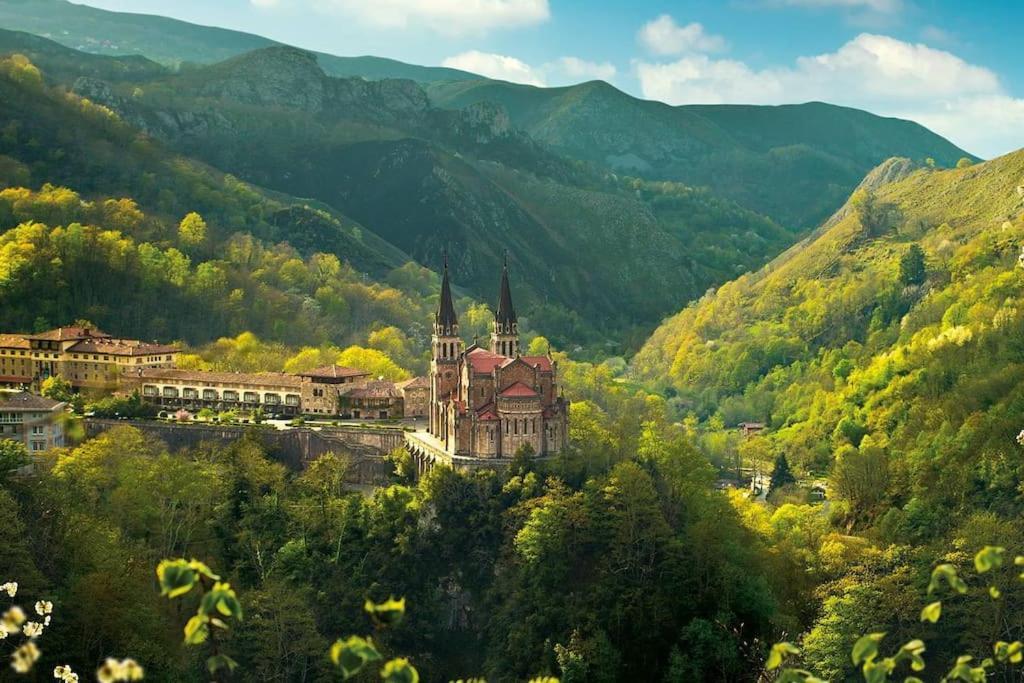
[1,1,1023,681]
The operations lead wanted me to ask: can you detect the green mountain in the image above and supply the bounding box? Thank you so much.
[0,0,976,232]
[634,148,1024,518]
[0,0,477,82]
[0,35,796,347]
[0,51,444,348]
[428,79,977,227]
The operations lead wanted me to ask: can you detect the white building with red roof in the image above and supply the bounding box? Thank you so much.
[428,254,568,459]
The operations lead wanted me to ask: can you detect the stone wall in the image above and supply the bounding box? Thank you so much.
[83,419,403,484]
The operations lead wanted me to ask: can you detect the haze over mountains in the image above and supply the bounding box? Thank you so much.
[0,0,978,350]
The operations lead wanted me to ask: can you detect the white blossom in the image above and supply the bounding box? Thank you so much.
[0,622,9,639]
[11,641,41,673]
[23,620,44,638]
[35,600,53,616]
[2,605,26,633]
[96,657,145,682]
[54,664,79,682]
[1017,428,1024,446]
[0,582,17,598]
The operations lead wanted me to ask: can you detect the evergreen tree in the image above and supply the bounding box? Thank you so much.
[770,453,796,490]
[899,243,926,285]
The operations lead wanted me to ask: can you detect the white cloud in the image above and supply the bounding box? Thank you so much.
[443,52,617,87]
[314,0,550,35]
[638,15,728,56]
[545,57,616,83]
[635,33,1022,158]
[443,51,545,85]
[250,0,280,6]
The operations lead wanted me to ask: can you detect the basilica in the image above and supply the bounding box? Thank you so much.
[429,256,569,458]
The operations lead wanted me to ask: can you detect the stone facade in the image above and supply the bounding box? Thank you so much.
[0,390,66,453]
[0,326,176,391]
[428,256,568,458]
[397,377,429,418]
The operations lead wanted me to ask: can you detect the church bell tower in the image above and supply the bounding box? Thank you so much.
[430,253,462,438]
[490,255,519,357]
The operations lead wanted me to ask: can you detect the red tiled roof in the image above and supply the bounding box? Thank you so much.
[27,326,111,341]
[136,368,302,388]
[0,375,32,384]
[67,339,177,356]
[520,355,553,372]
[298,365,370,380]
[396,376,429,390]
[499,381,538,398]
[466,348,508,374]
[0,334,30,349]
[475,401,499,420]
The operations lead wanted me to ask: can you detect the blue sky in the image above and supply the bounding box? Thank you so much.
[78,0,1024,158]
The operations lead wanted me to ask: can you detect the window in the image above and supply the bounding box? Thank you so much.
[31,441,44,452]
[203,389,218,400]
[183,388,198,399]
[223,391,239,402]
[143,385,158,397]
[162,387,179,398]
[243,392,259,403]
[32,425,44,435]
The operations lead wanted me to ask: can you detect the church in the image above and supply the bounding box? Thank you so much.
[429,256,569,458]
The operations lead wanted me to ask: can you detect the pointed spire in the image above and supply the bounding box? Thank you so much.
[495,251,517,328]
[435,250,458,333]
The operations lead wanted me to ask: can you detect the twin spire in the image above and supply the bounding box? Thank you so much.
[434,251,519,351]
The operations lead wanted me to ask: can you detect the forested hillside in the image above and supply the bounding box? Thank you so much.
[0,53,441,348]
[0,34,804,348]
[630,149,1024,677]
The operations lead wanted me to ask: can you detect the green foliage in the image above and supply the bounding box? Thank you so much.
[157,558,242,677]
[40,374,74,402]
[0,438,30,474]
[177,211,207,248]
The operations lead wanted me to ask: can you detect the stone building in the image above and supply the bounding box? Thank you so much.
[397,376,429,418]
[133,368,304,416]
[298,365,372,415]
[0,326,176,391]
[339,380,404,420]
[429,255,568,458]
[0,390,66,453]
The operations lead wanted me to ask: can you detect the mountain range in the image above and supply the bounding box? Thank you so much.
[0,0,979,351]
